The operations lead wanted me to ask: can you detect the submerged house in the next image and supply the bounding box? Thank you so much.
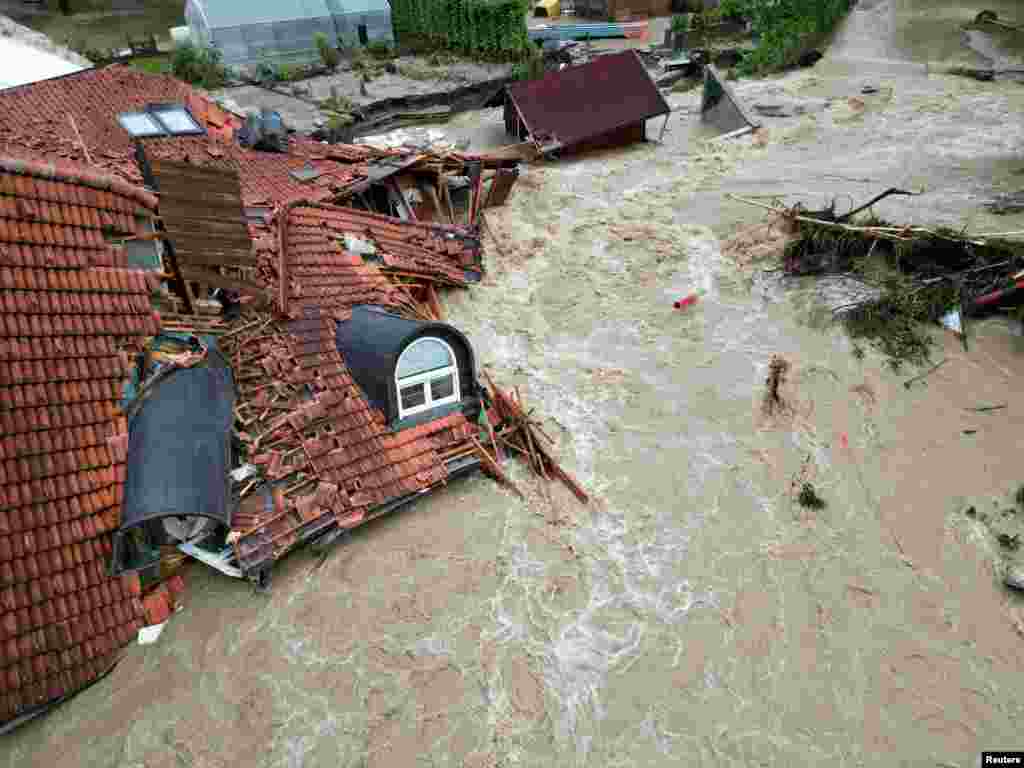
[0,64,529,729]
[491,50,671,155]
[184,0,394,67]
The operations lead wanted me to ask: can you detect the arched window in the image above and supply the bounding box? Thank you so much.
[395,337,460,418]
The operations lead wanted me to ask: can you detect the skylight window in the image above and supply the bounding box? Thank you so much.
[118,112,166,138]
[150,105,203,135]
[117,104,206,138]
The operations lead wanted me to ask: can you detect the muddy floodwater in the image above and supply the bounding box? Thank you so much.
[8,1,1024,766]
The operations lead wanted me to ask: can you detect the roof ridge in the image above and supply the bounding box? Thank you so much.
[0,155,157,211]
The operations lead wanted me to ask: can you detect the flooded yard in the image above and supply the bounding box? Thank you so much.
[6,0,1024,766]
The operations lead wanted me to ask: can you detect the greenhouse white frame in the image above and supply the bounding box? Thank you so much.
[184,0,393,66]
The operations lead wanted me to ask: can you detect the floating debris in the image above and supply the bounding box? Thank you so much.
[998,533,1021,551]
[797,482,827,510]
[729,192,1024,365]
[1006,564,1024,591]
[762,354,791,416]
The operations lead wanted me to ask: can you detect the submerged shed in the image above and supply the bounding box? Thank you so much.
[497,50,670,154]
[184,0,393,66]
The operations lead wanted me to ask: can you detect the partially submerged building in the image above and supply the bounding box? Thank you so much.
[184,0,393,66]
[0,64,536,729]
[492,50,671,154]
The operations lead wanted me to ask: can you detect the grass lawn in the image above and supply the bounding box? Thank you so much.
[21,0,185,53]
[129,54,172,74]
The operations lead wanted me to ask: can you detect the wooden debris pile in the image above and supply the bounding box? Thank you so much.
[341,152,520,229]
[217,312,319,534]
[728,191,1024,365]
[477,370,590,505]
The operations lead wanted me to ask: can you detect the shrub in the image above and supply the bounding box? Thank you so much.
[275,63,306,82]
[510,43,544,81]
[366,40,393,59]
[670,14,690,34]
[390,0,529,61]
[719,0,854,75]
[171,43,228,89]
[314,32,340,69]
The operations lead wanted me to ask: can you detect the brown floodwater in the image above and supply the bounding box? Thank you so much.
[7,1,1024,766]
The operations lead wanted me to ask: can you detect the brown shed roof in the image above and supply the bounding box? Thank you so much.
[504,50,670,149]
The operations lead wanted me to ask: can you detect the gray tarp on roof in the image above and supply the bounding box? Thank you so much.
[120,346,236,531]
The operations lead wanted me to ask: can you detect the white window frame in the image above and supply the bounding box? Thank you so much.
[396,337,460,419]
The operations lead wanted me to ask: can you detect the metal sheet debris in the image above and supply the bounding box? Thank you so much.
[177,542,244,579]
[701,64,759,137]
[344,233,378,256]
[230,463,261,482]
[138,623,167,645]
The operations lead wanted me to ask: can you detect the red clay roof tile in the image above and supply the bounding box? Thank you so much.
[0,157,151,726]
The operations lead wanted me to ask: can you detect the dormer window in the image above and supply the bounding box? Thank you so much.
[335,306,479,429]
[395,337,460,418]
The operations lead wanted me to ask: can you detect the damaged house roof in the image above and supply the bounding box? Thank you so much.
[0,59,537,729]
[0,65,384,209]
[227,201,486,574]
[501,50,670,152]
[0,155,162,728]
[279,204,481,303]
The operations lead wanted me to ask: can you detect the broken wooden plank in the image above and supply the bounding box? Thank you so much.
[471,435,525,500]
[485,411,504,463]
[178,266,272,306]
[426,282,444,321]
[483,371,590,504]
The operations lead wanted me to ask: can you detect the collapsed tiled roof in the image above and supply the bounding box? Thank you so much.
[0,65,380,208]
[0,155,162,726]
[276,204,479,317]
[223,203,488,573]
[229,313,478,574]
[142,137,375,209]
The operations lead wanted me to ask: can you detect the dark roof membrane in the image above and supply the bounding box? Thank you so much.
[335,305,478,424]
[120,347,236,531]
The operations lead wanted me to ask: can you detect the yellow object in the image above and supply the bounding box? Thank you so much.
[533,0,560,18]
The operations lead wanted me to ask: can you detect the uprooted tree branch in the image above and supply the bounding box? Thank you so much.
[728,192,1024,366]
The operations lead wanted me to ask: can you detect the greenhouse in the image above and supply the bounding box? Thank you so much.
[184,0,393,67]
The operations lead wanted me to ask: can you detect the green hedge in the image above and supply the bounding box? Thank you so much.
[390,0,531,60]
[719,0,854,74]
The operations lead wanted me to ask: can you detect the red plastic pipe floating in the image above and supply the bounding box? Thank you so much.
[674,294,699,309]
[972,278,1024,308]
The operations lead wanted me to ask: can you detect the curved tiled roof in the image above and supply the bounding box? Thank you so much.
[0,155,161,726]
